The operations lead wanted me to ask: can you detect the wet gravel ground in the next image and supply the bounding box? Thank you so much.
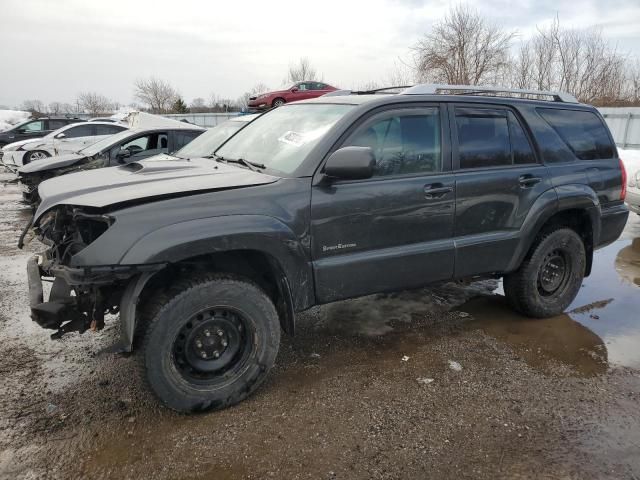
[1,171,640,479]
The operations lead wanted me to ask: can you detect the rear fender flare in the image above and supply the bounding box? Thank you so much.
[506,185,599,272]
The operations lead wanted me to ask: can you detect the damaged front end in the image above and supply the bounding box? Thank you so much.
[26,205,162,341]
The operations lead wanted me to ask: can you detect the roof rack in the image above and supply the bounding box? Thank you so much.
[322,86,411,97]
[401,84,578,103]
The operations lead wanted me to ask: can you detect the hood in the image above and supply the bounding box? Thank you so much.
[2,138,42,151]
[34,155,279,221]
[19,153,86,174]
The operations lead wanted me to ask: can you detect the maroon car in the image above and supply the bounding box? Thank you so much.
[248,81,337,110]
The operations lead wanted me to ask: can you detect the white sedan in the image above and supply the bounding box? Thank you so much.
[621,148,640,215]
[1,121,128,167]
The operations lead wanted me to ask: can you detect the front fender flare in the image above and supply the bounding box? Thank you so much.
[119,214,314,311]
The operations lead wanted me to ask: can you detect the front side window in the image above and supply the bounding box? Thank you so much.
[537,108,614,160]
[173,130,203,150]
[20,120,44,132]
[345,108,442,176]
[216,103,353,174]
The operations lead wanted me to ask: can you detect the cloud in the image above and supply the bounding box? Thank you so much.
[0,0,637,106]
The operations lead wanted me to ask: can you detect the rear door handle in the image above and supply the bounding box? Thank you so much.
[424,184,453,199]
[519,175,542,188]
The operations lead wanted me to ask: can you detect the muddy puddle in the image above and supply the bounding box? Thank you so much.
[456,214,640,375]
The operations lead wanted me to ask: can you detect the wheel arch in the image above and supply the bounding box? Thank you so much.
[507,185,599,276]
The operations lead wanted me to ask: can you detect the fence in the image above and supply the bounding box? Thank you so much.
[598,108,640,149]
[163,112,241,127]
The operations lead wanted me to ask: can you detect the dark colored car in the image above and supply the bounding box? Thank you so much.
[17,126,205,206]
[0,117,84,148]
[248,81,337,110]
[24,85,628,413]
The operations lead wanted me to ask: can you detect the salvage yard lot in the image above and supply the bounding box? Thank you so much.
[0,170,639,479]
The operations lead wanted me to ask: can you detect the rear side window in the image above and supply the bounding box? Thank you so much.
[94,124,126,135]
[537,109,614,160]
[455,108,536,169]
[49,119,68,130]
[65,124,94,138]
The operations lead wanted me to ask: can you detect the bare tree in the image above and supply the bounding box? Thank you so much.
[412,5,515,85]
[385,60,416,86]
[133,77,177,113]
[287,57,320,82]
[77,92,113,116]
[48,102,63,114]
[21,100,45,114]
[512,17,628,105]
[189,97,208,113]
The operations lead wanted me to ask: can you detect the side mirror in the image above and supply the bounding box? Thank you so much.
[324,146,375,180]
[291,87,299,93]
[55,133,66,139]
[116,148,131,162]
[16,128,27,134]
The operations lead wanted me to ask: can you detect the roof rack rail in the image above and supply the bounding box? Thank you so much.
[322,86,411,97]
[401,84,579,103]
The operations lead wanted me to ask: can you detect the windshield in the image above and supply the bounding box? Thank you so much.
[79,129,133,155]
[175,119,249,158]
[215,104,353,174]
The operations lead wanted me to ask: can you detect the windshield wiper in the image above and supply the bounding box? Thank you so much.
[225,158,266,171]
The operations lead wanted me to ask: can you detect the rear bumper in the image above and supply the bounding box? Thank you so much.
[597,202,629,249]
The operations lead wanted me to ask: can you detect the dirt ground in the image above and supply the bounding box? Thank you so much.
[1,170,640,480]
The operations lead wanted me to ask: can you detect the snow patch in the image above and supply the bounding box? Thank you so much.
[0,110,31,132]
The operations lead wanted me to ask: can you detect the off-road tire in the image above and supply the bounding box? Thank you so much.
[138,274,280,413]
[504,228,585,318]
[272,98,286,108]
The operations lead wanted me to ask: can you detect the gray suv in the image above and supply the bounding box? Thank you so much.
[23,85,628,413]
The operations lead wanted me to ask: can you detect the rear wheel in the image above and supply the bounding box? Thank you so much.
[272,98,286,108]
[24,150,50,164]
[504,228,585,318]
[139,274,280,412]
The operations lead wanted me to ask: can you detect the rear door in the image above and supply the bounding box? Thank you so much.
[311,104,455,303]
[451,104,551,277]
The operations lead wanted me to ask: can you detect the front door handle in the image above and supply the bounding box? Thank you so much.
[424,184,453,199]
[519,175,542,188]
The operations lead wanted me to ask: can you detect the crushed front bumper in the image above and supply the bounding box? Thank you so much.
[27,253,165,337]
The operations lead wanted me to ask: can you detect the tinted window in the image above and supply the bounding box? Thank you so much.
[49,119,68,130]
[456,109,510,168]
[94,124,125,135]
[64,124,94,138]
[508,112,536,165]
[20,120,44,132]
[347,108,441,176]
[538,108,614,160]
[174,130,202,149]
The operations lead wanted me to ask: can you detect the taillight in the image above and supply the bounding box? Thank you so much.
[619,158,627,201]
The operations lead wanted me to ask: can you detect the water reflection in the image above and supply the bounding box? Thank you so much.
[615,237,640,287]
[461,295,608,376]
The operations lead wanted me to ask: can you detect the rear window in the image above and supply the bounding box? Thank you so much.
[537,108,614,160]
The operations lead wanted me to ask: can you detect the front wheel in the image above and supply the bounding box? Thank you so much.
[24,150,50,164]
[139,274,281,412]
[504,228,586,318]
[272,98,285,108]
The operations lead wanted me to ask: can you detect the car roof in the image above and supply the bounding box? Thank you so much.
[61,121,126,129]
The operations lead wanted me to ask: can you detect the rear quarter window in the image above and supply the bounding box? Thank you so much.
[537,108,614,160]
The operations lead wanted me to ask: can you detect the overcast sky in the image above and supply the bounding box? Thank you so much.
[0,0,638,108]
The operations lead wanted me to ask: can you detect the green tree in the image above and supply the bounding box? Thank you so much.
[171,96,189,114]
